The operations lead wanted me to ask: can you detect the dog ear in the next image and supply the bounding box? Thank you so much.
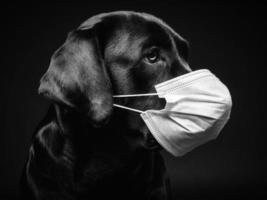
[173,33,189,63]
[38,28,112,126]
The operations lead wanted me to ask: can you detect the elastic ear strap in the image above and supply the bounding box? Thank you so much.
[113,93,159,98]
[113,104,144,114]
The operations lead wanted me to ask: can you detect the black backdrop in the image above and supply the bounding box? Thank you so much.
[2,2,267,199]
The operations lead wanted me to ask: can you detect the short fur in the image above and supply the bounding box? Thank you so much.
[21,11,191,200]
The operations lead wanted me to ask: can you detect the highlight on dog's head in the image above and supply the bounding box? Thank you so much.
[38,11,191,129]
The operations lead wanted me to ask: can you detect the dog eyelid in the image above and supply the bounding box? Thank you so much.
[144,47,161,64]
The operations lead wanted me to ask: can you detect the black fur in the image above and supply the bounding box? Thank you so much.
[21,11,190,200]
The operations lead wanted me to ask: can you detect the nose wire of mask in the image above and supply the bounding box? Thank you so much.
[113,93,163,113]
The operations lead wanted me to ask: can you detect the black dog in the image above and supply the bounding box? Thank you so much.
[21,11,190,200]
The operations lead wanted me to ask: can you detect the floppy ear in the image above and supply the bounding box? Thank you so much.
[38,29,113,126]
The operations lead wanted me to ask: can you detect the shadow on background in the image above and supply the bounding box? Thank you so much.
[1,2,266,199]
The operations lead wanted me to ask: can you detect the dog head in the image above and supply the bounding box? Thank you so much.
[39,11,191,134]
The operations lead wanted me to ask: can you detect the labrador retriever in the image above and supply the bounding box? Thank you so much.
[21,11,191,200]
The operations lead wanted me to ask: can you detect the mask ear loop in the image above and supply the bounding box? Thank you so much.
[113,104,144,113]
[113,93,159,98]
[113,93,163,113]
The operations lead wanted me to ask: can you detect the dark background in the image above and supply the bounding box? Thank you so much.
[2,2,267,199]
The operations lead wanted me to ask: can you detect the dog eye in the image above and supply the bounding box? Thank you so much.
[145,48,160,64]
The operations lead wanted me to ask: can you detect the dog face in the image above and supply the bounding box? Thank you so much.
[39,11,191,137]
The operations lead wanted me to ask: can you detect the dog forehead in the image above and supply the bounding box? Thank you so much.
[78,11,177,62]
[105,29,147,59]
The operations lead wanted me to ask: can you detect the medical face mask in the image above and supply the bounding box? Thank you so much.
[113,69,232,157]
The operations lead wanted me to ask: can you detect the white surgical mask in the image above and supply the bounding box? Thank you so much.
[113,69,232,157]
